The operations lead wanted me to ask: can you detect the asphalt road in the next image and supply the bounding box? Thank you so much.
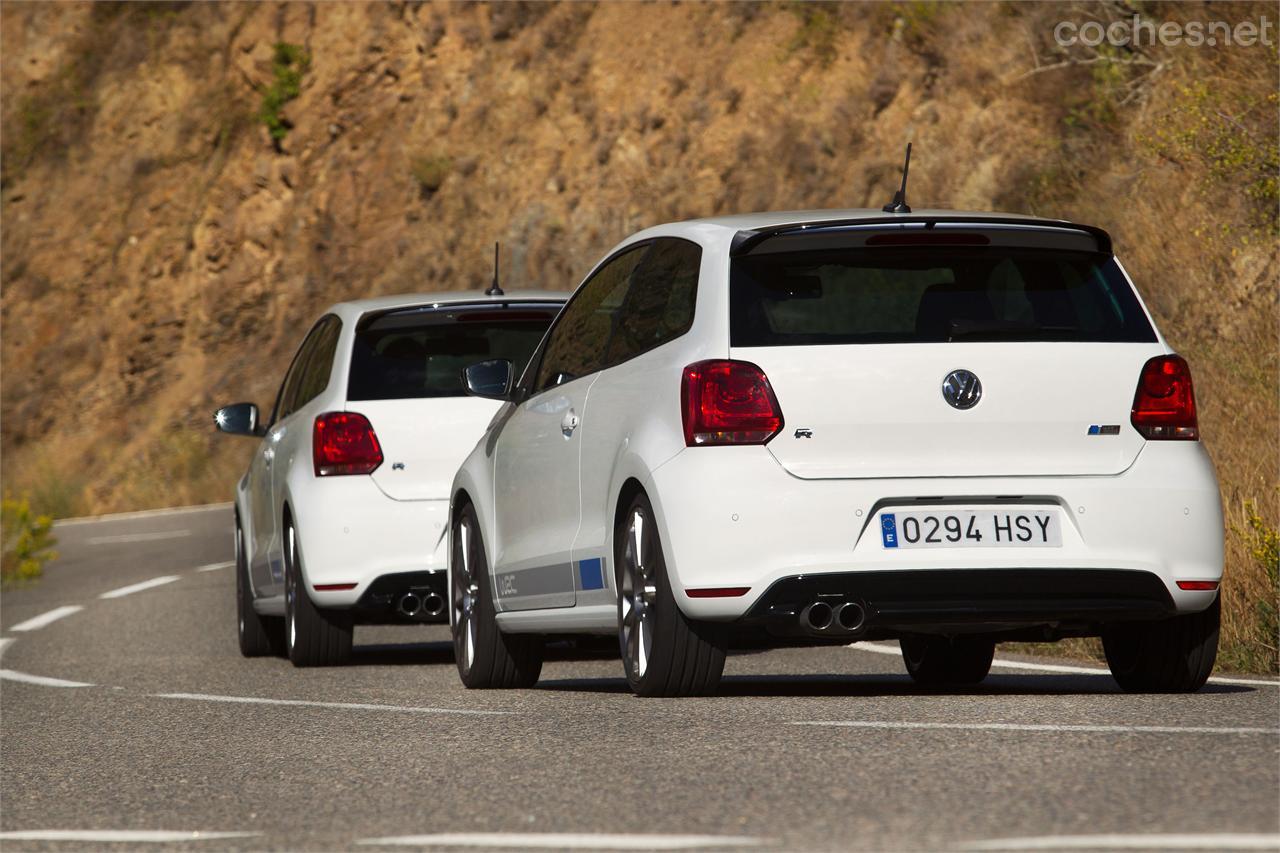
[2,505,1277,852]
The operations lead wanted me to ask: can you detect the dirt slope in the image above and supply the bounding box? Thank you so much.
[2,2,1275,669]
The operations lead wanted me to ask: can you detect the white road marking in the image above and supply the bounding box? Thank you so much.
[792,721,1278,736]
[963,833,1280,850]
[0,669,94,688]
[194,561,234,572]
[0,830,258,843]
[850,641,1280,688]
[55,502,233,527]
[154,692,509,716]
[99,575,181,599]
[8,605,84,632]
[87,530,192,545]
[0,637,13,661]
[357,834,765,849]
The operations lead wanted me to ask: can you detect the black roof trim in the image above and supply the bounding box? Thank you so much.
[729,215,1113,257]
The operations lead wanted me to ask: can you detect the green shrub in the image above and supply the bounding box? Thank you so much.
[410,153,453,194]
[1138,83,1279,229]
[259,42,310,143]
[1240,499,1279,664]
[787,4,841,66]
[1,498,58,586]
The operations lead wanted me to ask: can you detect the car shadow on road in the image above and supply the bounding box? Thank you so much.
[536,672,1255,697]
[353,641,455,666]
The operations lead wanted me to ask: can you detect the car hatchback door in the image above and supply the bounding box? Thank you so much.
[492,247,645,611]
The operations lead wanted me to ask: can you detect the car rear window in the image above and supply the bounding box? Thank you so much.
[730,246,1156,346]
[348,305,560,400]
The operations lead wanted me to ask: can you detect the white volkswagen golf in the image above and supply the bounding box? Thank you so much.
[215,290,566,666]
[449,209,1223,696]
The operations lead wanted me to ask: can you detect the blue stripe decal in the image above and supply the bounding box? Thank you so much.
[880,514,899,549]
[577,558,605,591]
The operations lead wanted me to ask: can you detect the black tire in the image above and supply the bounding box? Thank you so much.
[1103,595,1219,693]
[900,635,995,686]
[235,518,283,657]
[451,504,543,689]
[284,521,352,667]
[615,491,726,697]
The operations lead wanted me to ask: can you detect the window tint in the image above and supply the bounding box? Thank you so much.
[533,246,645,392]
[606,238,700,365]
[730,247,1155,346]
[271,318,329,424]
[348,306,560,400]
[291,316,342,411]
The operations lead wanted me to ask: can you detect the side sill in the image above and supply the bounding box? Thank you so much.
[496,604,617,635]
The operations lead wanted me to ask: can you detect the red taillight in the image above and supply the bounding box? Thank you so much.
[681,360,783,446]
[1176,580,1219,591]
[1131,355,1198,440]
[314,583,358,591]
[686,587,751,598]
[313,412,383,476]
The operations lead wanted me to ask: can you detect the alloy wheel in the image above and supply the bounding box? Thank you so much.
[452,516,479,672]
[620,508,657,680]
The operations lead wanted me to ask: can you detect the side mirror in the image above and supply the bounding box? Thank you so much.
[463,359,513,400]
[214,403,263,437]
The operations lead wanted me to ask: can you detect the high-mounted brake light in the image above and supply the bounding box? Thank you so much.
[313,412,383,476]
[1131,355,1199,440]
[681,360,783,446]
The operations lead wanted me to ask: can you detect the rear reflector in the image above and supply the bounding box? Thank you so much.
[685,587,750,598]
[1176,580,1219,591]
[314,411,384,476]
[1131,355,1199,440]
[314,583,358,591]
[681,360,783,446]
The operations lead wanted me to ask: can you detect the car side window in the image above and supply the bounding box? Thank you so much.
[271,317,332,424]
[290,316,342,412]
[605,237,701,366]
[532,246,646,394]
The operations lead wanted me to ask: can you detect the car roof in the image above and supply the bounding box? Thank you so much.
[325,289,568,323]
[676,207,1068,231]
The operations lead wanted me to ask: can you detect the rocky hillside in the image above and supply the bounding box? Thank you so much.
[2,2,1276,668]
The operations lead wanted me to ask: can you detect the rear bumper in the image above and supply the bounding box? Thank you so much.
[647,440,1223,623]
[287,476,450,608]
[743,568,1176,640]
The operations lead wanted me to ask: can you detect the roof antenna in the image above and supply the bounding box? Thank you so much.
[485,242,504,296]
[882,142,912,213]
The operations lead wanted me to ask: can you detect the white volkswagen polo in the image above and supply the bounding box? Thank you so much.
[448,209,1223,696]
[215,290,566,666]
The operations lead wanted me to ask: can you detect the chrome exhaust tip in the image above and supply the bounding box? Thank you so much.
[835,601,866,633]
[397,592,422,617]
[803,601,834,632]
[421,592,446,618]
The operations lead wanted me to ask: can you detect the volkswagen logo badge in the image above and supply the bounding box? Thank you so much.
[941,369,982,410]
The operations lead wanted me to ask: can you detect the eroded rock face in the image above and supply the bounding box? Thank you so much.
[1,2,1274,513]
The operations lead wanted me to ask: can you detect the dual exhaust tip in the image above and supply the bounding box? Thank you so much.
[397,591,445,619]
[801,599,867,636]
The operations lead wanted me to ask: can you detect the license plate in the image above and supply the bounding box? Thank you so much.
[880,509,1062,549]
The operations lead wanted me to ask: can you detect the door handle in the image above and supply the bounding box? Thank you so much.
[561,409,580,436]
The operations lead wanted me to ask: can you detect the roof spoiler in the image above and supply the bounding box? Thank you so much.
[729,215,1113,257]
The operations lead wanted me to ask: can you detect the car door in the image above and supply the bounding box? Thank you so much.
[492,246,646,611]
[265,316,342,591]
[573,237,702,609]
[249,319,328,593]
